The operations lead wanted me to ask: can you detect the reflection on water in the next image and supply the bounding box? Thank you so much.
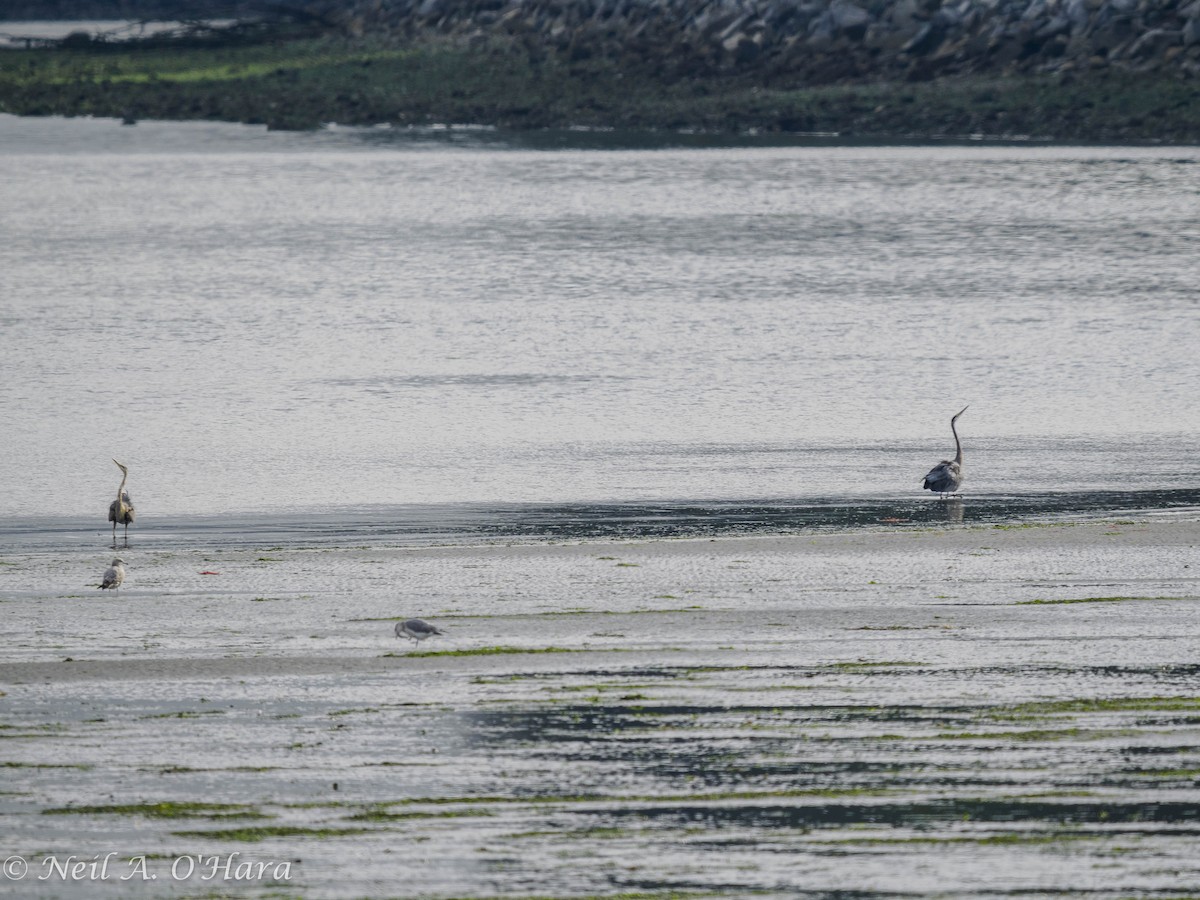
[941,497,965,524]
[2,488,1197,552]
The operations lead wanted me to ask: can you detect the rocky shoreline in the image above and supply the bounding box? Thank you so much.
[335,0,1200,83]
[1,0,1198,139]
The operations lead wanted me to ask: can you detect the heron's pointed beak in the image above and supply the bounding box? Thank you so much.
[112,458,128,472]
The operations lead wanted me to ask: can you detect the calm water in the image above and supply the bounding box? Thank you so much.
[0,20,226,48]
[3,115,1200,897]
[2,115,1198,538]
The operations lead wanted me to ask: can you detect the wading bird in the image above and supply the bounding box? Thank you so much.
[108,459,135,546]
[922,406,969,497]
[99,557,125,590]
[395,618,445,646]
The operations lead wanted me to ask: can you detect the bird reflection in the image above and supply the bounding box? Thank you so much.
[941,497,964,524]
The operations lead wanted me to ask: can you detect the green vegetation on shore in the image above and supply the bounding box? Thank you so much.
[2,33,1198,140]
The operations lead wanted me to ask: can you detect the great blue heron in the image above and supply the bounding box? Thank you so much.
[922,406,969,497]
[99,557,125,590]
[108,459,135,546]
[395,618,444,646]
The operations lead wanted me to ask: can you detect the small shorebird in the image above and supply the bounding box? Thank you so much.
[395,618,444,646]
[99,558,126,590]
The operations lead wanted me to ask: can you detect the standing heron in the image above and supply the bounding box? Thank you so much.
[395,618,445,646]
[99,557,125,590]
[922,406,969,497]
[108,459,135,547]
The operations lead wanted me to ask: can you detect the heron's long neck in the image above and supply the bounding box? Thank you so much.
[117,474,128,508]
[951,419,963,465]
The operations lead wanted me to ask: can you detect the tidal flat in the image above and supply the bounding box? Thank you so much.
[2,516,1200,897]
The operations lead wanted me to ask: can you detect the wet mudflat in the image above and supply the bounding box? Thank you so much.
[2,516,1200,898]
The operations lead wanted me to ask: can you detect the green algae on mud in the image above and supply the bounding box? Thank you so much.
[8,521,1200,896]
[358,606,710,623]
[346,807,494,821]
[384,645,586,658]
[43,801,269,819]
[169,825,374,842]
[1,717,76,742]
[1017,595,1192,605]
[813,831,1103,847]
[829,660,927,671]
[455,894,712,900]
[139,708,227,719]
[1,760,91,769]
[157,764,280,773]
[362,786,894,809]
[934,727,1137,742]
[994,696,1200,717]
[2,34,1199,140]
[919,695,1200,740]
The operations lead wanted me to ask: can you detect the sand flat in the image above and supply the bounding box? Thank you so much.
[2,516,1199,897]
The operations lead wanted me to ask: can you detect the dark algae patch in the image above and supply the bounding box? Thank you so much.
[599,797,1200,829]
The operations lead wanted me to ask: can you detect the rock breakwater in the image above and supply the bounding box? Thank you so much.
[335,0,1200,82]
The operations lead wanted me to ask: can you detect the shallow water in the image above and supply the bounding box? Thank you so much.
[4,488,1200,554]
[2,115,1199,521]
[0,20,223,48]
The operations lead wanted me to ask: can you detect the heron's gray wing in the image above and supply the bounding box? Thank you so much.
[923,460,961,491]
[924,460,953,479]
